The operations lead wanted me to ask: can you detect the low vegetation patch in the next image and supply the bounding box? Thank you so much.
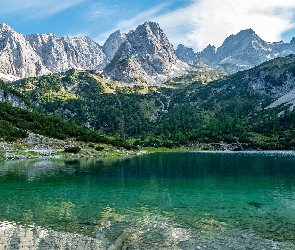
[64,147,81,154]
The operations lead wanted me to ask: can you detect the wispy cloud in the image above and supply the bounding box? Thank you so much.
[95,0,295,51]
[94,3,171,45]
[86,3,118,20]
[67,31,90,38]
[0,0,86,19]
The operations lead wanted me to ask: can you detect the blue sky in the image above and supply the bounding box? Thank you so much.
[1,0,295,51]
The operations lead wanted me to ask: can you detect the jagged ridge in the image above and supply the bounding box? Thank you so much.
[176,29,295,73]
[103,21,189,84]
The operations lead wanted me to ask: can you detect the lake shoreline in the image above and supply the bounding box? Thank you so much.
[0,133,145,161]
[0,134,289,161]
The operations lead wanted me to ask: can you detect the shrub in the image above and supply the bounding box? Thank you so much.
[95,146,104,151]
[64,146,81,153]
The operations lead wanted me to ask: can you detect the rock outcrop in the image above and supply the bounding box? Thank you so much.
[0,23,105,78]
[176,29,295,73]
[101,30,127,68]
[0,23,49,78]
[26,34,105,73]
[175,44,196,63]
[104,22,188,84]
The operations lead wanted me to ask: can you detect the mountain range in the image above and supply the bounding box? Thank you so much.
[2,53,295,150]
[176,29,295,73]
[2,20,295,150]
[2,21,295,85]
[0,22,187,85]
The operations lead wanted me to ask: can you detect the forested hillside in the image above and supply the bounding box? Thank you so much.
[4,54,295,150]
[0,81,133,149]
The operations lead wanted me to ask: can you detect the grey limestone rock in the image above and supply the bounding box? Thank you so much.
[0,90,27,109]
[0,23,50,78]
[197,44,217,65]
[102,30,127,68]
[175,44,197,63]
[104,21,188,84]
[26,34,105,73]
[0,23,105,78]
[176,29,295,73]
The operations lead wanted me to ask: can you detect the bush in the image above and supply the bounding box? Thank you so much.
[95,146,104,151]
[64,146,81,153]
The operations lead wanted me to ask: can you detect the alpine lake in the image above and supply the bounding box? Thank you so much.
[0,151,295,249]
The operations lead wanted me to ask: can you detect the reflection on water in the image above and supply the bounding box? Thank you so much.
[0,152,294,249]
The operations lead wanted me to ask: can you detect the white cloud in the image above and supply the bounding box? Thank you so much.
[182,0,295,50]
[93,3,171,45]
[0,0,85,18]
[97,0,295,51]
[67,31,90,38]
[86,3,118,20]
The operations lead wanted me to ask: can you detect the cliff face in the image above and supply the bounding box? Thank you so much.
[176,29,295,73]
[102,30,127,68]
[0,89,27,109]
[0,22,189,84]
[0,23,49,78]
[175,44,197,63]
[103,22,188,84]
[26,34,105,73]
[0,23,105,78]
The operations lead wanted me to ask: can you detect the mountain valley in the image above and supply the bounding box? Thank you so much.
[1,21,295,151]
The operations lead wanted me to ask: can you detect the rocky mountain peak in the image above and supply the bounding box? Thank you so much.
[175,44,197,63]
[219,28,266,52]
[199,29,274,72]
[0,24,49,78]
[126,21,174,58]
[175,28,295,74]
[237,28,255,36]
[104,21,188,84]
[102,30,127,66]
[197,44,217,65]
[0,23,13,32]
[0,26,105,78]
[25,33,105,73]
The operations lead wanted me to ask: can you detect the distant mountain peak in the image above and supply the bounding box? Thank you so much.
[175,44,197,63]
[239,28,255,34]
[205,44,217,51]
[143,21,159,28]
[223,28,262,44]
[175,28,295,73]
[102,30,127,66]
[0,23,13,32]
[104,21,188,84]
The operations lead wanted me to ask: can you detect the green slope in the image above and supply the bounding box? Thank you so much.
[5,55,295,150]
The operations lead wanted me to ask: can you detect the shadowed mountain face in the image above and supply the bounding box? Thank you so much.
[176,29,295,73]
[175,44,197,64]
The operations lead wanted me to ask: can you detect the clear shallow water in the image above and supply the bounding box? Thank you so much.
[0,152,295,249]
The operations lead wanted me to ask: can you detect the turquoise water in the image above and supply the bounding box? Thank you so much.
[0,152,295,249]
